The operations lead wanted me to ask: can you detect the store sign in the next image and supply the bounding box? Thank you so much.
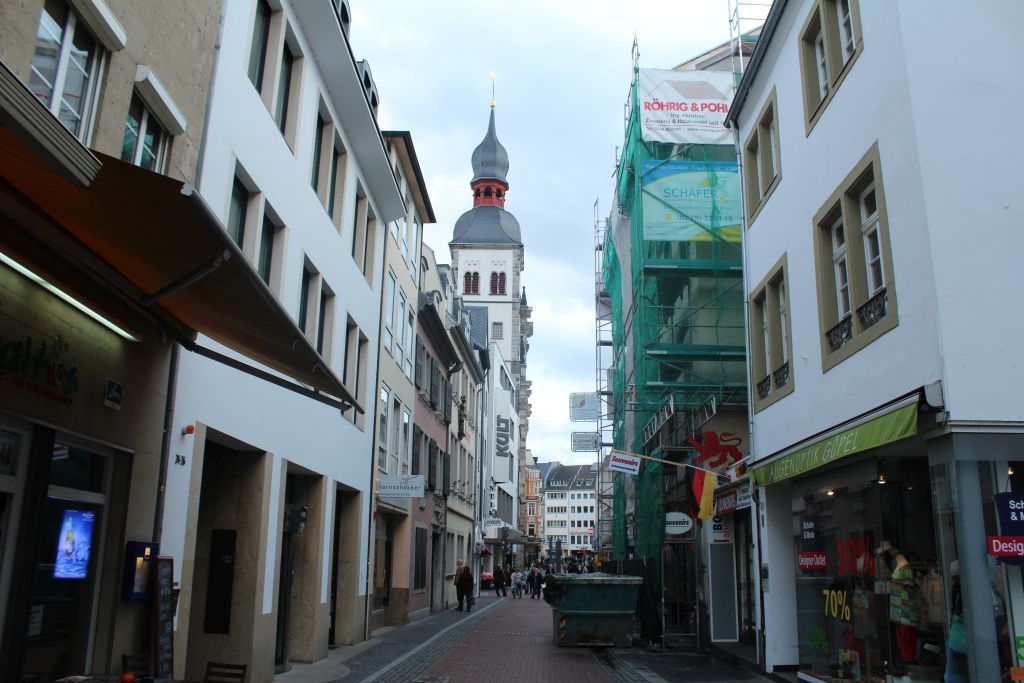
[991,492,1024,565]
[710,515,733,544]
[378,475,424,498]
[641,395,674,447]
[799,551,828,572]
[571,432,600,452]
[751,401,918,486]
[569,392,599,421]
[609,450,642,475]
[0,332,80,406]
[714,483,752,515]
[496,416,512,458]
[665,511,693,536]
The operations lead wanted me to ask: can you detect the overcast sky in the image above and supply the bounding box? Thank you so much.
[349,1,737,466]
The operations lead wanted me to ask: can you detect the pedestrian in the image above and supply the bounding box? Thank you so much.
[454,559,475,612]
[530,565,542,599]
[493,564,507,597]
[511,567,524,598]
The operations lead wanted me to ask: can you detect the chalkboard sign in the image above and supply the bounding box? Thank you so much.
[153,556,175,679]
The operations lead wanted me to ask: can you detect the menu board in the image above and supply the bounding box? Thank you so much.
[153,556,174,679]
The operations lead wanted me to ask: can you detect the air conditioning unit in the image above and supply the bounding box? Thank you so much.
[332,0,351,36]
[357,60,380,120]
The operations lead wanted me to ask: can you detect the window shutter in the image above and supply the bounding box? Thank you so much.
[429,356,439,408]
[443,450,451,497]
[411,425,422,475]
[428,440,438,491]
[414,336,425,389]
[443,379,452,424]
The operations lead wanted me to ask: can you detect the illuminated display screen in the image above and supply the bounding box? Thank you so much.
[54,509,95,579]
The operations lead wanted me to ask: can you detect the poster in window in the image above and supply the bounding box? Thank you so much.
[53,509,95,579]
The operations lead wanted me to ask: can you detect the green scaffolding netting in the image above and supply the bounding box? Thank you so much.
[606,72,747,561]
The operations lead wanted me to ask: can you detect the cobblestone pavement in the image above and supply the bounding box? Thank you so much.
[277,595,776,683]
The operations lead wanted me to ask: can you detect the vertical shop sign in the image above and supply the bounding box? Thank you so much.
[710,515,733,544]
[989,492,1024,566]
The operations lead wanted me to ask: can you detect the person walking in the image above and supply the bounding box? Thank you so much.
[530,565,543,599]
[511,567,524,598]
[493,564,507,597]
[454,559,475,612]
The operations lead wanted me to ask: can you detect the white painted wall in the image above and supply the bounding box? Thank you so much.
[739,0,944,460]
[455,246,518,363]
[162,0,395,610]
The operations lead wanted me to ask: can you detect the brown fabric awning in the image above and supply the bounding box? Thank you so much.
[0,124,357,410]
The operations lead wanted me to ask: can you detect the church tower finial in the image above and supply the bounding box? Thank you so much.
[490,70,496,109]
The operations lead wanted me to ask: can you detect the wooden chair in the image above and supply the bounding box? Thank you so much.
[204,661,248,683]
[121,652,150,677]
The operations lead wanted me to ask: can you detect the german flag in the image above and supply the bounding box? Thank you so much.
[691,467,718,520]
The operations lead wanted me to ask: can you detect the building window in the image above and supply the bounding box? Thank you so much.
[799,0,863,131]
[377,384,390,470]
[491,322,503,340]
[274,41,295,135]
[227,177,250,249]
[121,93,169,172]
[490,272,507,295]
[327,138,348,226]
[351,188,377,282]
[401,408,412,474]
[383,270,396,352]
[464,271,479,294]
[247,0,271,91]
[30,0,106,142]
[257,210,282,288]
[395,290,407,368]
[343,320,368,427]
[316,283,335,358]
[742,89,781,224]
[405,310,415,379]
[813,143,897,371]
[311,113,327,193]
[749,255,794,411]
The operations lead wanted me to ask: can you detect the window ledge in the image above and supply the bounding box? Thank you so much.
[745,172,781,227]
[70,0,127,51]
[134,66,187,135]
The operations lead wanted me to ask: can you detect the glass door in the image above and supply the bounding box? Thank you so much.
[0,425,28,648]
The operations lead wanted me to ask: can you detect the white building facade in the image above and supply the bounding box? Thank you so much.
[161,1,403,680]
[730,2,1024,680]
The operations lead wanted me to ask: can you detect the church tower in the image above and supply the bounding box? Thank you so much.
[450,105,533,536]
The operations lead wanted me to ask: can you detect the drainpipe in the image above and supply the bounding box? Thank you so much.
[727,115,765,671]
[152,343,179,545]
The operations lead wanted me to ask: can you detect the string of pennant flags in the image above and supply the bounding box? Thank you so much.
[608,448,749,520]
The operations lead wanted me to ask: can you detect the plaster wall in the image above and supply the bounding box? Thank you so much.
[737,0,942,459]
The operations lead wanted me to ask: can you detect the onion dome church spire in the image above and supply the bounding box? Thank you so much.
[451,105,522,245]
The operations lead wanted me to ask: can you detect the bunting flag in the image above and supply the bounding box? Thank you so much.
[691,467,718,521]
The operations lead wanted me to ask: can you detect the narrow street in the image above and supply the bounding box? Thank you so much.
[279,596,774,683]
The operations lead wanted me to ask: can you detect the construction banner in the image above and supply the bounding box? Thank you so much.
[638,68,734,145]
[641,160,740,242]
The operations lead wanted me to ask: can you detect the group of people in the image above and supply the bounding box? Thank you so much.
[492,563,545,599]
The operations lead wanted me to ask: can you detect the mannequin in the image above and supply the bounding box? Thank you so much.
[885,545,919,670]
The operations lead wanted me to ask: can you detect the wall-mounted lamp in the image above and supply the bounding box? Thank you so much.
[878,473,887,484]
[1009,465,1015,476]
[878,460,887,485]
[182,424,195,436]
[826,489,835,496]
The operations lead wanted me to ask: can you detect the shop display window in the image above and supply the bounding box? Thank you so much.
[793,458,945,682]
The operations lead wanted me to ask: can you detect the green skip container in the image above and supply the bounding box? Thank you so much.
[547,573,642,647]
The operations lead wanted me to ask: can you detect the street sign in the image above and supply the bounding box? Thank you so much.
[571,432,601,452]
[570,392,599,421]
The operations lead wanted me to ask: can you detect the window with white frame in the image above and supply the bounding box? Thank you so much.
[383,271,396,352]
[377,384,390,470]
[395,290,407,367]
[491,322,503,340]
[30,0,107,142]
[227,177,250,249]
[742,89,781,224]
[749,256,794,410]
[799,0,863,130]
[401,407,411,474]
[813,143,897,370]
[121,93,169,172]
[389,396,401,474]
[247,0,271,91]
[404,310,415,379]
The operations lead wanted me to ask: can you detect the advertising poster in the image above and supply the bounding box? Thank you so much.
[638,68,734,145]
[641,160,740,243]
[54,509,95,579]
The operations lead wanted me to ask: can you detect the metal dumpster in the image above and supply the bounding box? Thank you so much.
[545,573,642,647]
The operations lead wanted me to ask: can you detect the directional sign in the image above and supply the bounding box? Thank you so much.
[571,432,601,452]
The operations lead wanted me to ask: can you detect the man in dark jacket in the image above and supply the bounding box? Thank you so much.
[493,564,507,597]
[454,560,475,611]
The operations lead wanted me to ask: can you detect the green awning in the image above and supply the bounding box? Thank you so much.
[751,399,918,486]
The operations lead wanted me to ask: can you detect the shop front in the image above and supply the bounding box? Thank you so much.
[708,481,756,657]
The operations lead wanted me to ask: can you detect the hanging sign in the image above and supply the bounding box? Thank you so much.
[570,392,599,421]
[571,432,601,452]
[608,451,642,475]
[665,511,693,536]
[378,475,424,498]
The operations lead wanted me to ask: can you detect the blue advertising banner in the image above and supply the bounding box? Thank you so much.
[54,509,95,579]
[641,160,740,242]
